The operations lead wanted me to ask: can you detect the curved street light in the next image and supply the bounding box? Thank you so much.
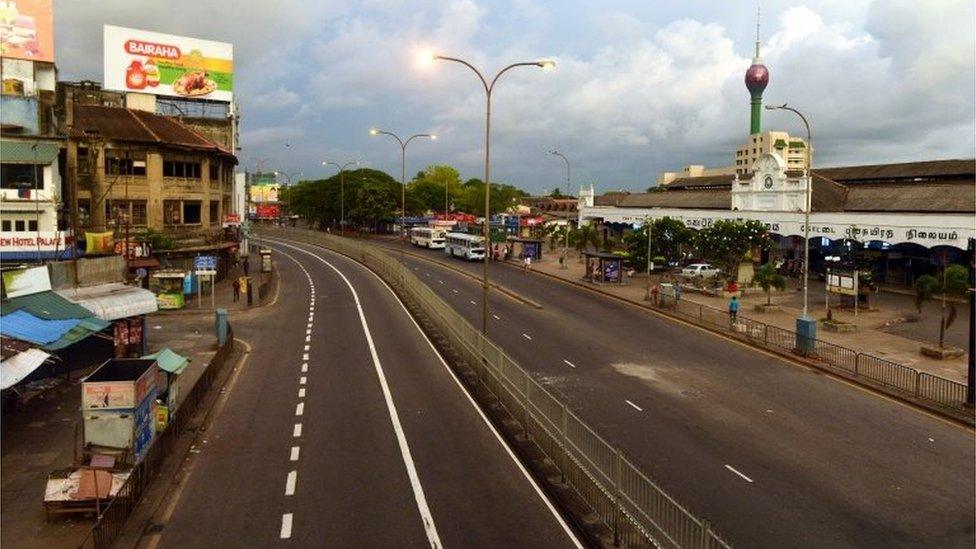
[433,54,555,334]
[321,160,359,236]
[370,129,436,256]
[547,150,571,269]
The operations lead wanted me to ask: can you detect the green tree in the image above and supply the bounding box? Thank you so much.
[694,219,771,280]
[408,165,462,214]
[452,178,528,216]
[752,262,787,306]
[914,264,969,349]
[571,224,600,255]
[283,168,398,231]
[624,217,693,272]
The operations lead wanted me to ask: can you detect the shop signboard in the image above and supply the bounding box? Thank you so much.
[827,273,857,296]
[255,203,281,219]
[0,231,74,255]
[82,359,157,410]
[194,255,217,272]
[155,292,184,310]
[1,265,50,298]
[103,25,233,102]
[0,0,54,62]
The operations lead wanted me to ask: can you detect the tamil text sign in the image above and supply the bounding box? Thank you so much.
[103,25,233,102]
[0,0,54,62]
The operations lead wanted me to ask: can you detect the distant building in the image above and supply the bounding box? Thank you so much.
[734,130,808,176]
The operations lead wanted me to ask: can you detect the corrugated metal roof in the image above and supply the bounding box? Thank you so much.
[0,141,60,163]
[1,347,51,389]
[0,310,85,345]
[618,190,730,209]
[56,283,158,321]
[2,291,95,320]
[43,317,110,351]
[143,348,188,375]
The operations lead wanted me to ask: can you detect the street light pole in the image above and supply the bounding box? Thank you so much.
[548,150,570,196]
[434,54,555,334]
[370,129,436,259]
[321,160,358,236]
[548,150,571,269]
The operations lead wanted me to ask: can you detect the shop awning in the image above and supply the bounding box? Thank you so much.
[56,283,158,321]
[143,348,189,375]
[2,290,95,320]
[0,310,109,349]
[1,347,51,389]
[0,140,60,163]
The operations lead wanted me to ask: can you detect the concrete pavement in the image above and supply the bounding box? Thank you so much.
[151,236,581,548]
[367,237,975,548]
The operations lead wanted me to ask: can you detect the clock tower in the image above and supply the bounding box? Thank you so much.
[731,153,810,212]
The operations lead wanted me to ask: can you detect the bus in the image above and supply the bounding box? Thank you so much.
[410,227,446,249]
[444,232,485,261]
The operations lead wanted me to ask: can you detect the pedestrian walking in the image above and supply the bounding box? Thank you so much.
[674,280,682,304]
[523,248,533,273]
[728,295,739,325]
[232,278,241,302]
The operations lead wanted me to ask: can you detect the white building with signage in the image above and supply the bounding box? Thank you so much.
[578,156,975,286]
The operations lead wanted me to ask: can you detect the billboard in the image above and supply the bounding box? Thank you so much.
[103,25,233,102]
[0,0,54,62]
[251,184,280,203]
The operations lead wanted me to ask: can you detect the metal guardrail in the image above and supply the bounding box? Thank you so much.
[663,297,969,411]
[79,326,236,549]
[263,227,731,549]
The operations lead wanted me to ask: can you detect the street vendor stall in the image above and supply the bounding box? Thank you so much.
[149,269,187,310]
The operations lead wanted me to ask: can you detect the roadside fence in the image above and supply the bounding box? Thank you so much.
[79,326,236,549]
[665,297,969,412]
[262,227,731,549]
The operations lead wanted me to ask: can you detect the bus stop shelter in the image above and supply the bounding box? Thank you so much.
[510,238,544,261]
[582,251,625,284]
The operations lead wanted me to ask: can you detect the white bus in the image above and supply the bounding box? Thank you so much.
[410,227,446,249]
[444,232,485,261]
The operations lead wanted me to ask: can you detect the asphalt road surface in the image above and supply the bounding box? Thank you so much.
[154,237,581,548]
[368,237,975,549]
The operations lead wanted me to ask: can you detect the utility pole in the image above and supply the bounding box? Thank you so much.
[645,216,653,301]
[967,238,975,406]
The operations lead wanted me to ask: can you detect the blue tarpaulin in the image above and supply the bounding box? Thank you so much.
[0,310,83,345]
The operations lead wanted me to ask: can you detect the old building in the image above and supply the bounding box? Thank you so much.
[61,95,237,242]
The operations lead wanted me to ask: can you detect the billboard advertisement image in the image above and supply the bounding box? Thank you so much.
[103,25,233,102]
[0,0,53,62]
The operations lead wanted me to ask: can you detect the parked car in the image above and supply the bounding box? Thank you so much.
[680,263,720,279]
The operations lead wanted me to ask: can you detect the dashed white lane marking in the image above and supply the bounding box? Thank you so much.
[563,359,577,369]
[303,345,310,351]
[298,388,306,398]
[285,470,297,495]
[725,464,754,483]
[268,239,442,547]
[299,376,307,385]
[522,333,532,340]
[305,335,311,343]
[425,272,430,277]
[306,329,312,335]
[625,400,643,412]
[295,402,304,416]
[306,323,313,329]
[301,363,308,373]
[438,280,444,284]
[308,315,313,322]
[492,314,501,320]
[280,513,293,539]
[290,446,300,461]
[302,353,309,361]
[469,300,477,305]
[292,423,302,437]
[452,289,459,294]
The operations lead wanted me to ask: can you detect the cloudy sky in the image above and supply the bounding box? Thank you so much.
[54,0,975,194]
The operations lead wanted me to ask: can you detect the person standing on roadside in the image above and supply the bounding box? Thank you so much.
[232,278,241,302]
[728,295,739,325]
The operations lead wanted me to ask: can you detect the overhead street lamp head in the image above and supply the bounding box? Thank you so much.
[430,134,437,140]
[765,103,788,110]
[369,128,379,135]
[537,59,556,70]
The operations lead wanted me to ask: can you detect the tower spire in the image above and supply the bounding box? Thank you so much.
[754,6,762,61]
[744,4,769,135]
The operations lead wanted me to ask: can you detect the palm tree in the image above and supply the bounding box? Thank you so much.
[752,262,786,306]
[571,224,600,258]
[914,264,969,349]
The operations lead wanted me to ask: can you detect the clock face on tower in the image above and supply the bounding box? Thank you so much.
[763,175,774,189]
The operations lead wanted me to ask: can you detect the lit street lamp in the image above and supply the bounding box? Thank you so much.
[766,102,816,351]
[432,53,555,334]
[370,129,436,255]
[321,160,359,236]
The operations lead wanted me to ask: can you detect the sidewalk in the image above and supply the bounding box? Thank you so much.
[160,260,276,316]
[521,251,969,384]
[1,312,224,549]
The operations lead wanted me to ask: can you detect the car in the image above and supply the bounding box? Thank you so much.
[680,263,720,279]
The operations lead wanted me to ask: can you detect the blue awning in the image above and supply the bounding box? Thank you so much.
[0,310,109,349]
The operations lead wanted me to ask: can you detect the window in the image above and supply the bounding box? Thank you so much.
[163,157,201,179]
[107,200,148,227]
[131,202,147,226]
[105,151,147,176]
[183,201,201,224]
[164,200,181,225]
[209,162,220,181]
[1,163,38,189]
[28,219,37,232]
[1,220,10,231]
[78,199,91,228]
[209,200,219,223]
[15,220,25,231]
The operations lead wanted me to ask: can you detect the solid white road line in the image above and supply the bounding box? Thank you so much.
[295,402,304,416]
[522,333,532,340]
[492,314,501,320]
[269,240,442,547]
[298,388,306,398]
[280,513,293,539]
[285,470,297,495]
[562,359,577,369]
[725,464,754,483]
[625,400,643,412]
[290,446,300,461]
[293,423,302,437]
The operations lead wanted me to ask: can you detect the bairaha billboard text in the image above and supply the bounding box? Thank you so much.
[0,0,54,62]
[103,25,233,102]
